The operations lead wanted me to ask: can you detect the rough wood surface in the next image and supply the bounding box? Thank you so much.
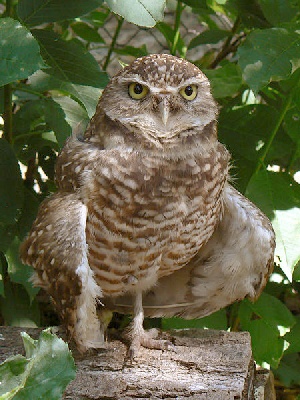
[0,326,274,400]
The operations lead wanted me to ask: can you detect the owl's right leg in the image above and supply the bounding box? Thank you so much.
[20,191,104,352]
[127,291,173,359]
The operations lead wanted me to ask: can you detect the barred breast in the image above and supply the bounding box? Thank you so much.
[83,144,229,297]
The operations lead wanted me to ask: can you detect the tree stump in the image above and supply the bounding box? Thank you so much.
[0,326,275,400]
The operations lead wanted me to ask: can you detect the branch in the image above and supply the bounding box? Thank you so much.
[209,17,241,69]
[103,16,124,72]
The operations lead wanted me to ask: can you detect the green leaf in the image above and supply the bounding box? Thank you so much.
[275,353,300,387]
[0,18,45,87]
[114,45,148,58]
[106,0,166,27]
[257,0,296,25]
[284,316,300,354]
[156,22,186,56]
[6,237,39,301]
[17,0,103,25]
[203,63,242,98]
[52,96,90,140]
[71,22,105,43]
[0,280,40,327]
[82,10,110,27]
[0,329,76,399]
[32,29,108,88]
[0,139,24,225]
[162,309,228,330]
[43,98,72,148]
[238,28,300,93]
[246,170,300,281]
[188,29,229,49]
[218,104,291,192]
[0,224,17,253]
[182,0,208,7]
[28,70,103,118]
[226,0,270,28]
[17,189,40,241]
[239,293,295,367]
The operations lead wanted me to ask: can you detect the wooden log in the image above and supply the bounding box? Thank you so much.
[0,326,275,399]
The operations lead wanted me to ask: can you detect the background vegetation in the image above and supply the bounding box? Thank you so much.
[0,0,300,398]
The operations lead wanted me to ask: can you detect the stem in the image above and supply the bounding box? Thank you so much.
[103,16,124,71]
[209,17,241,69]
[254,94,293,174]
[171,1,183,56]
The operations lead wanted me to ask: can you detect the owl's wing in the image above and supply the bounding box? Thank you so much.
[20,192,103,351]
[108,184,275,319]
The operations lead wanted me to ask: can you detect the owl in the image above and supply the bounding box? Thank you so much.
[20,54,275,358]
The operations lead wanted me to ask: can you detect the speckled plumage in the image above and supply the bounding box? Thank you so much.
[20,54,275,356]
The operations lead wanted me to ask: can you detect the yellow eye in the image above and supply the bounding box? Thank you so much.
[179,84,198,101]
[128,83,149,100]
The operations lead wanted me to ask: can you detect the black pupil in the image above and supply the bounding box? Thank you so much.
[185,85,193,96]
[134,83,143,94]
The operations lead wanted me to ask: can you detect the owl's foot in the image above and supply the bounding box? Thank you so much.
[126,291,174,360]
[127,328,174,360]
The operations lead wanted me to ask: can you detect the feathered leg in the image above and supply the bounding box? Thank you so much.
[127,291,173,359]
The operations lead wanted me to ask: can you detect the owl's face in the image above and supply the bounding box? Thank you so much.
[99,54,218,150]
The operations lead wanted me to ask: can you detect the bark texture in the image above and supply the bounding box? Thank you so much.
[0,327,275,400]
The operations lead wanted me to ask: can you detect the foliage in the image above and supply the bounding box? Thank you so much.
[0,329,76,399]
[0,0,300,397]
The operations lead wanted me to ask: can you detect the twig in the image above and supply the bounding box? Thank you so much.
[171,1,184,56]
[254,93,293,174]
[103,16,124,72]
[209,17,241,69]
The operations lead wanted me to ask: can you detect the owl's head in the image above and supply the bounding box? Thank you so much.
[98,54,218,151]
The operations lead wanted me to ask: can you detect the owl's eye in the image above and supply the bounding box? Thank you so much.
[179,85,198,101]
[128,83,149,100]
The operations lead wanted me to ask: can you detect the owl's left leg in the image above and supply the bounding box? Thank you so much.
[127,291,173,359]
[20,192,104,353]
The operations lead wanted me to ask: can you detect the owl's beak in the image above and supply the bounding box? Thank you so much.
[158,98,170,126]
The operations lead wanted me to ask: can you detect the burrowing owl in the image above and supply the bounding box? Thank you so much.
[21,54,275,358]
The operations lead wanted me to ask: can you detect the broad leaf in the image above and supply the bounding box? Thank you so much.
[0,281,40,328]
[245,170,300,281]
[275,353,300,387]
[43,98,72,148]
[52,96,90,140]
[284,316,300,354]
[239,293,295,367]
[204,63,242,98]
[218,104,291,192]
[32,30,108,88]
[0,18,45,87]
[0,139,23,225]
[162,309,228,330]
[188,29,229,49]
[106,0,166,27]
[71,22,105,43]
[17,188,40,241]
[257,0,295,25]
[18,0,103,25]
[238,28,300,93]
[28,70,103,118]
[0,329,75,399]
[6,237,39,301]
